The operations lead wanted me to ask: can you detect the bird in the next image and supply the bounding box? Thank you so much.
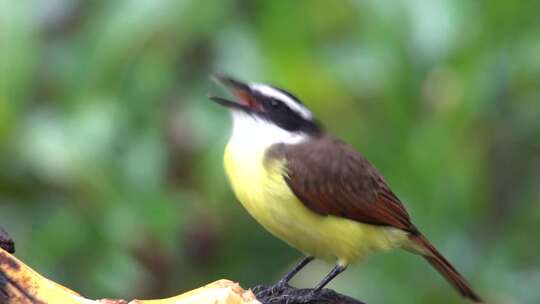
[209,74,482,302]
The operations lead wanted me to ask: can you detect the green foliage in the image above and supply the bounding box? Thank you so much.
[1,0,539,303]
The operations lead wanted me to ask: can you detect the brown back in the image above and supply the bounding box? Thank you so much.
[268,135,418,233]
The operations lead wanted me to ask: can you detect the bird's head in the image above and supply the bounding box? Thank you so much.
[210,74,321,136]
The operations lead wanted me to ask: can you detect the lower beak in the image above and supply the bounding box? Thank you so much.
[209,74,261,111]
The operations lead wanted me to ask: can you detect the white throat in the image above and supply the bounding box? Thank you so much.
[228,112,307,152]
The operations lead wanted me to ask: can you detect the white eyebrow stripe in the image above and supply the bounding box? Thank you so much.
[250,84,313,119]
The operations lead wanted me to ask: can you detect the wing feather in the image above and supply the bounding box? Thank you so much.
[270,135,417,233]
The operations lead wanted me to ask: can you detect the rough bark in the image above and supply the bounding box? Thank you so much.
[253,284,365,304]
[0,228,364,304]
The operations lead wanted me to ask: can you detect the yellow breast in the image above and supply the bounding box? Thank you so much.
[223,141,408,265]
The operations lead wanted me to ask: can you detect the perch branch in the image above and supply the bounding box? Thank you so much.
[0,246,259,304]
[252,284,365,304]
[0,228,365,304]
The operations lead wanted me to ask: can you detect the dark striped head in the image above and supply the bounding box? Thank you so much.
[210,74,321,135]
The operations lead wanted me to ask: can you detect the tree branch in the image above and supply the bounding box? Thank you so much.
[0,228,365,304]
[0,228,15,254]
[253,284,365,304]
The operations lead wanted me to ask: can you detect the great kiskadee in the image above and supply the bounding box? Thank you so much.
[210,74,482,302]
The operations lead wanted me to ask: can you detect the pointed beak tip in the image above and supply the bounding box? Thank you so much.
[208,95,220,102]
[210,73,234,87]
[209,73,257,111]
[210,73,249,92]
[210,73,224,84]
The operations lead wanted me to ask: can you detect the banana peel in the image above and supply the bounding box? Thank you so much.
[0,248,260,304]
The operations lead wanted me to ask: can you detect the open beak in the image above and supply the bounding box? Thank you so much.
[209,74,262,112]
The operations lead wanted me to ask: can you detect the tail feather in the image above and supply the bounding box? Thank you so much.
[410,234,483,303]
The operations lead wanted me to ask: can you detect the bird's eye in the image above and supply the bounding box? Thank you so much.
[270,99,280,108]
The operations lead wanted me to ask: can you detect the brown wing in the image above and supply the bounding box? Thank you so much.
[269,135,417,233]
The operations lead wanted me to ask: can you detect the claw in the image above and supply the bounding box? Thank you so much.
[268,291,317,304]
[253,281,290,298]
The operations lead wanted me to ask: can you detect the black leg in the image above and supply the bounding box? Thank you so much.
[314,264,347,291]
[261,264,350,304]
[278,256,314,284]
[253,256,315,298]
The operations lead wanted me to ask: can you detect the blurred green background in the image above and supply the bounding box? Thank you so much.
[1,0,539,303]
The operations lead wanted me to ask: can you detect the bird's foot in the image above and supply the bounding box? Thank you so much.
[253,280,290,298]
[267,289,331,304]
[253,285,364,304]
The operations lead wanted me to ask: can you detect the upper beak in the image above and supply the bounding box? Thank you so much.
[209,74,261,111]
